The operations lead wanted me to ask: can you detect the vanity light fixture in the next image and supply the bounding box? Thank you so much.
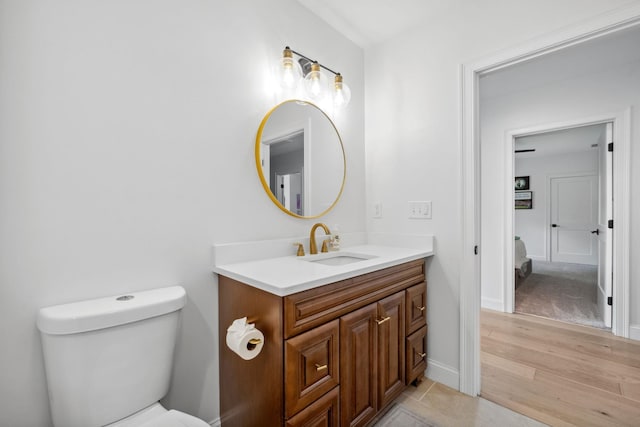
[277,46,351,108]
[277,47,302,91]
[333,73,351,108]
[303,62,329,102]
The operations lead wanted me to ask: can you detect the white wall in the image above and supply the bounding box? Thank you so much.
[514,150,598,261]
[365,0,637,386]
[0,1,364,426]
[479,47,640,321]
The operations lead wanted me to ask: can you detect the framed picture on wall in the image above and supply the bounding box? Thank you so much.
[514,191,532,209]
[515,176,530,191]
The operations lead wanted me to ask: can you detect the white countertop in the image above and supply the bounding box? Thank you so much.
[213,236,434,296]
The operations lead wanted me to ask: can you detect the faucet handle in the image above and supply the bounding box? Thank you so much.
[293,242,305,256]
[321,239,330,253]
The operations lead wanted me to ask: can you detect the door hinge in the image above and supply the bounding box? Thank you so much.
[608,142,614,152]
[608,219,614,229]
[607,296,613,306]
[474,245,478,255]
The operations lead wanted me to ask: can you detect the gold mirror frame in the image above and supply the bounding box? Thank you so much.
[255,100,346,219]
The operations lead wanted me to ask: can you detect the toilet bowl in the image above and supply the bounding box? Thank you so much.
[37,286,209,427]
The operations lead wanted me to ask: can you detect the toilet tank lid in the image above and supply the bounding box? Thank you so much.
[37,286,186,335]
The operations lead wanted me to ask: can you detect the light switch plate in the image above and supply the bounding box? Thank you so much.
[373,202,382,218]
[408,201,432,219]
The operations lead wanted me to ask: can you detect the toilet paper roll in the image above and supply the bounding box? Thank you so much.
[226,324,265,360]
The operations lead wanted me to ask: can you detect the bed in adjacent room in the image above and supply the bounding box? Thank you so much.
[514,236,532,288]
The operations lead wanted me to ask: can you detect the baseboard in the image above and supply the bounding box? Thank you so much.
[426,358,460,391]
[630,324,640,341]
[481,296,503,312]
[209,417,221,426]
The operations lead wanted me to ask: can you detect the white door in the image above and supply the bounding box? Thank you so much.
[550,175,598,265]
[598,123,613,328]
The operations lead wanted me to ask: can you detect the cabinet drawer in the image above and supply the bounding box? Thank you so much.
[405,282,427,335]
[406,325,427,385]
[285,386,340,427]
[285,320,340,418]
[285,260,425,338]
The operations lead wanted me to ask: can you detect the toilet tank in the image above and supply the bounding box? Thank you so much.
[37,286,186,427]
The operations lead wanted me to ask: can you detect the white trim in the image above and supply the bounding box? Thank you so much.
[208,418,221,427]
[426,358,460,391]
[481,297,503,312]
[460,4,640,396]
[630,325,640,342]
[612,109,631,338]
[503,135,515,313]
[459,61,481,396]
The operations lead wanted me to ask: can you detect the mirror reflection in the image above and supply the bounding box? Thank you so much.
[256,100,345,218]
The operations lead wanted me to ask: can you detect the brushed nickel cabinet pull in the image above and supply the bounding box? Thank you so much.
[315,363,328,371]
[419,352,426,358]
[376,316,391,325]
[417,306,426,312]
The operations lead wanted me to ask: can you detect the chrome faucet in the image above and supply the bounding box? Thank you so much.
[309,223,331,255]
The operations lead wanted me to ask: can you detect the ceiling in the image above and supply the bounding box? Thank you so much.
[295,0,452,47]
[515,124,605,159]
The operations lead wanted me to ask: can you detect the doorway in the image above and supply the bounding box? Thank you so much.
[511,124,612,330]
[460,11,638,396]
[262,128,308,216]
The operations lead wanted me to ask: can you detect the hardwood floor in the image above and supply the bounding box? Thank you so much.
[481,309,640,427]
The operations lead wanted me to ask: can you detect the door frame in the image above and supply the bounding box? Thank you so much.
[459,5,639,396]
[262,119,312,215]
[502,117,622,315]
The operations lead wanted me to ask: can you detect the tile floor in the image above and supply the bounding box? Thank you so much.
[390,379,547,427]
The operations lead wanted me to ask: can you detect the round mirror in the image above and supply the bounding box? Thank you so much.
[255,100,346,218]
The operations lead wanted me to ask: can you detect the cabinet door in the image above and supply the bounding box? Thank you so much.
[406,282,427,335]
[377,291,406,410]
[285,320,340,418]
[406,325,428,385]
[340,303,377,427]
[285,386,340,427]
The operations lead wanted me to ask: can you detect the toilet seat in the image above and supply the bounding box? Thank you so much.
[107,403,209,427]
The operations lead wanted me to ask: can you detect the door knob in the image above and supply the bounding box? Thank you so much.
[551,224,558,228]
[591,229,600,235]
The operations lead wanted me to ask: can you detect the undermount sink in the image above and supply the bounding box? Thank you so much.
[303,252,377,266]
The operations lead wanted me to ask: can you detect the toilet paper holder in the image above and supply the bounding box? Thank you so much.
[247,338,262,350]
[226,317,265,360]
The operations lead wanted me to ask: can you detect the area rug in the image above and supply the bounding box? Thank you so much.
[515,260,606,329]
[374,403,436,427]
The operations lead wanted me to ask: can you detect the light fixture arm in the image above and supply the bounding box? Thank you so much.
[286,46,341,77]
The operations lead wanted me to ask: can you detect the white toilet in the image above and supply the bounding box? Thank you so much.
[37,286,209,427]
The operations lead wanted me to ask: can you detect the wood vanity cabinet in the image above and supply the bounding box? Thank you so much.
[218,259,427,427]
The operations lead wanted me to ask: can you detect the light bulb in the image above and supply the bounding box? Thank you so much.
[277,47,302,91]
[303,62,329,102]
[333,74,351,108]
